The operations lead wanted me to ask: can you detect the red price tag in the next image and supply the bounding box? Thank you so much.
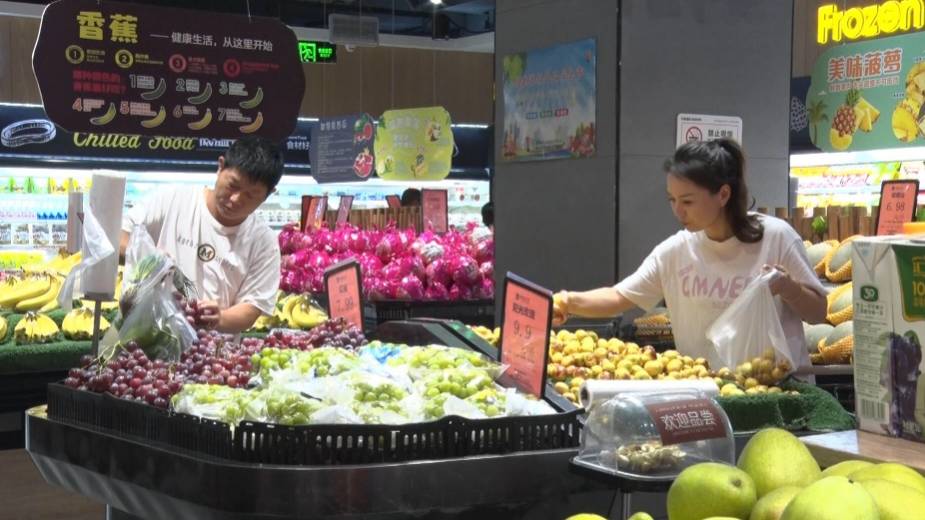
[646,398,728,446]
[422,188,448,233]
[386,195,401,209]
[499,273,552,398]
[303,196,328,231]
[300,195,312,232]
[324,259,363,329]
[876,180,919,235]
[336,195,354,225]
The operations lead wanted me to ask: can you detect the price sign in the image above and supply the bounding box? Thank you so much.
[323,258,363,329]
[386,195,401,209]
[302,196,328,231]
[876,180,919,235]
[336,195,354,225]
[299,195,312,232]
[645,398,728,446]
[422,188,448,233]
[498,272,553,398]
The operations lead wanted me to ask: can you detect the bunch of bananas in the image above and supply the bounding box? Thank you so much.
[21,251,82,276]
[0,273,63,312]
[80,268,122,312]
[14,312,61,344]
[62,307,111,340]
[0,315,7,342]
[469,325,500,346]
[273,293,328,330]
[249,314,277,332]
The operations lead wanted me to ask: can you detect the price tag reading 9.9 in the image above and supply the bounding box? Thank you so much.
[500,276,552,398]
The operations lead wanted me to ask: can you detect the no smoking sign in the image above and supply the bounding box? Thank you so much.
[676,113,742,147]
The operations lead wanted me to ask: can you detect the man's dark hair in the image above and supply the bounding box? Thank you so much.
[481,201,494,227]
[401,188,422,206]
[222,136,285,194]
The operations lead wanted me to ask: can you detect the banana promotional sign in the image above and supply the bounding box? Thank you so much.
[33,0,304,140]
[374,107,454,181]
[806,30,925,152]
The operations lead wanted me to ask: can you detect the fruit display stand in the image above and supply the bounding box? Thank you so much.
[801,430,925,475]
[24,319,606,520]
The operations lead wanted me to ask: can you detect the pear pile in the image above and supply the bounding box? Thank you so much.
[469,325,500,346]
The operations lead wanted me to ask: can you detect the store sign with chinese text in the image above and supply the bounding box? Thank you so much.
[817,1,925,44]
[309,114,374,183]
[501,38,596,162]
[498,273,552,398]
[298,40,336,63]
[646,398,728,446]
[806,30,925,152]
[33,0,304,140]
[374,107,454,181]
[675,113,742,148]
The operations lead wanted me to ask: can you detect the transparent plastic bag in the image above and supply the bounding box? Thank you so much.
[706,269,796,380]
[57,209,116,312]
[102,225,197,361]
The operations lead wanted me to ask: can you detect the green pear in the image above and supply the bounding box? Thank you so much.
[749,486,802,520]
[859,479,925,520]
[849,462,925,494]
[627,513,654,520]
[821,460,873,478]
[667,462,757,520]
[703,518,741,520]
[780,476,878,520]
[564,515,606,520]
[737,428,821,497]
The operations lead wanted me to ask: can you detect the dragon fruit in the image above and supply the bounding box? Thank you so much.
[396,275,425,300]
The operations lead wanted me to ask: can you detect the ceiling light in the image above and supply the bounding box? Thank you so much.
[430,0,443,5]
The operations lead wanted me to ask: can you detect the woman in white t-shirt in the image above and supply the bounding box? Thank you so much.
[553,139,827,371]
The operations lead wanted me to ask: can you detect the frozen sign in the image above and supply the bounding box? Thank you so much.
[676,114,743,147]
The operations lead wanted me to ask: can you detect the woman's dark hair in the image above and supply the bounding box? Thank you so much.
[400,188,422,206]
[481,201,494,227]
[664,138,763,243]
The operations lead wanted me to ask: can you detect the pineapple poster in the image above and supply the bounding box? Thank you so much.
[805,31,925,152]
[502,38,596,161]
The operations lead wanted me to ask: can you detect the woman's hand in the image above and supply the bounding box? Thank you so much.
[552,291,570,326]
[763,264,801,300]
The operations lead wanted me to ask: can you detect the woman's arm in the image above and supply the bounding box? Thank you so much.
[767,265,827,324]
[553,287,639,325]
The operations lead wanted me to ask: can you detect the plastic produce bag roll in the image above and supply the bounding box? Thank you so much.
[579,379,719,409]
[81,172,125,297]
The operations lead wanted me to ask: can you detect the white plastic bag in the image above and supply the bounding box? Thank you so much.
[706,269,796,375]
[57,209,116,312]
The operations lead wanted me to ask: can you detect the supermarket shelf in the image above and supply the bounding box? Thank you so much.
[802,430,925,474]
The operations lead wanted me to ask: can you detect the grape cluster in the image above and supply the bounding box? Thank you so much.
[63,342,180,409]
[264,317,368,351]
[265,390,323,426]
[176,330,262,388]
[251,346,360,380]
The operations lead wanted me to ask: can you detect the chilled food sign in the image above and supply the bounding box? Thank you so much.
[32,0,304,140]
[803,30,925,152]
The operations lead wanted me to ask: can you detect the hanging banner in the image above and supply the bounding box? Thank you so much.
[309,113,374,183]
[374,107,454,181]
[804,31,925,152]
[32,0,304,140]
[501,38,596,161]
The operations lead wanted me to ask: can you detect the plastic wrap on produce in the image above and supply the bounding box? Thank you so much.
[579,379,719,409]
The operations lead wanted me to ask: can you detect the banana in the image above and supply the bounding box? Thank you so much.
[291,301,327,329]
[249,314,277,332]
[140,78,166,100]
[14,312,60,344]
[0,315,8,341]
[239,111,263,134]
[16,275,61,312]
[39,296,60,313]
[187,108,213,130]
[90,102,117,126]
[141,106,166,128]
[187,83,213,105]
[239,87,263,109]
[63,307,109,340]
[0,275,51,310]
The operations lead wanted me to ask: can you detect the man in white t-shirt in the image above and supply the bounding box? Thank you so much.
[120,136,282,333]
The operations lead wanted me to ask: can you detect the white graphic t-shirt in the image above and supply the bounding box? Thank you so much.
[616,215,824,371]
[122,186,280,316]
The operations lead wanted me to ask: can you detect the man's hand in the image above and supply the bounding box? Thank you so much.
[195,300,222,329]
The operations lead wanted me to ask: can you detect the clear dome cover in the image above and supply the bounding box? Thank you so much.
[574,390,735,481]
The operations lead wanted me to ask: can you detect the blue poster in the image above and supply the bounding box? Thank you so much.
[501,38,596,162]
[309,113,375,183]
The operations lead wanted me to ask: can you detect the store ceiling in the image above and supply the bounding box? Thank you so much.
[14,0,495,38]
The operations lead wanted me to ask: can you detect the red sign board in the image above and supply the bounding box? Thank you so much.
[33,0,304,140]
[301,196,327,231]
[498,273,552,398]
[336,195,354,226]
[386,195,401,209]
[645,398,727,446]
[422,188,448,233]
[876,180,919,236]
[324,259,363,329]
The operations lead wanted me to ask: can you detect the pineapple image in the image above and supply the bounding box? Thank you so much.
[829,89,859,150]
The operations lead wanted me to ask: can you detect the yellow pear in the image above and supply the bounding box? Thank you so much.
[565,515,607,520]
[859,479,925,520]
[821,460,873,478]
[849,462,925,495]
[667,463,757,520]
[737,428,821,497]
[749,486,802,520]
[781,476,878,520]
[627,514,654,520]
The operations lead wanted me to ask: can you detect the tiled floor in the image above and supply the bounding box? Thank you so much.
[0,448,104,520]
